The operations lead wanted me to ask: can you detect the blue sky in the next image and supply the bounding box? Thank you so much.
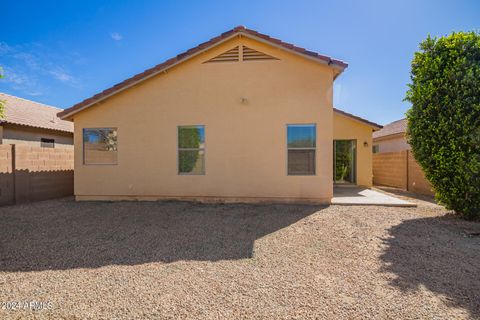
[0,0,478,124]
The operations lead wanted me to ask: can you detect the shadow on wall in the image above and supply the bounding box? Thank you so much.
[380,216,480,317]
[0,200,321,272]
[0,170,73,205]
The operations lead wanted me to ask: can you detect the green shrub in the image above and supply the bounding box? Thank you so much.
[405,32,480,219]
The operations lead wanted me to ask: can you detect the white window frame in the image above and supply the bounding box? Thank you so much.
[83,127,118,165]
[286,124,316,176]
[177,125,205,175]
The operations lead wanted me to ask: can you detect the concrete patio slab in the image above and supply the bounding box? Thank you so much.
[332,187,416,207]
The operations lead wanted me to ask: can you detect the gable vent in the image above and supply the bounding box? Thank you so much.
[205,46,240,63]
[242,46,278,61]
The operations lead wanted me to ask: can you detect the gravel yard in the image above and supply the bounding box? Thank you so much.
[1,194,479,319]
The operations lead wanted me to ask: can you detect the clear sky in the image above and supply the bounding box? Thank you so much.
[0,0,478,124]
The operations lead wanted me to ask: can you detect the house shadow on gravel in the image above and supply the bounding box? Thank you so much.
[0,199,321,272]
[380,215,480,317]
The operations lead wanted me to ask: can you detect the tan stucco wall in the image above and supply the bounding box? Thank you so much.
[333,114,374,187]
[1,124,73,149]
[373,134,410,153]
[73,36,338,203]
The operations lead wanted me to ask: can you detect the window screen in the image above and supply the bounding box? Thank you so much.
[83,128,118,165]
[178,126,205,174]
[287,124,316,175]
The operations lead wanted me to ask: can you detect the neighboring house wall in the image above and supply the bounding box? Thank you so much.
[333,114,373,187]
[73,36,335,203]
[373,133,410,153]
[1,124,73,149]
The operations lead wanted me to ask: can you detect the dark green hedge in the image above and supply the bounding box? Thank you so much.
[405,32,480,219]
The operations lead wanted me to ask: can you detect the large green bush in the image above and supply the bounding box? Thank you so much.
[405,32,480,219]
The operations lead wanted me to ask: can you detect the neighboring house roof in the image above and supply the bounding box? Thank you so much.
[333,108,383,130]
[0,93,73,133]
[58,26,348,120]
[372,118,406,139]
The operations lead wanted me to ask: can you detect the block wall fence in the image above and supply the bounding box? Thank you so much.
[0,144,73,205]
[373,150,434,196]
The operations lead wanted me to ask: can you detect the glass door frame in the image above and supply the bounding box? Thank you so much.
[333,139,357,185]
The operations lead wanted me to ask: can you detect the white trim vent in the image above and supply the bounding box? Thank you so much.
[204,46,240,63]
[242,46,278,61]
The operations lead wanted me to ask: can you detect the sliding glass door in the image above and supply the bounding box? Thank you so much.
[333,140,356,184]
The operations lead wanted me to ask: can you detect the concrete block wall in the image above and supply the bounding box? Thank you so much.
[407,151,433,196]
[373,150,434,196]
[0,145,74,205]
[0,145,15,204]
[373,151,408,190]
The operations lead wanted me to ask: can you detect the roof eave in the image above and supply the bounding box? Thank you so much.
[373,131,405,141]
[333,108,383,131]
[237,31,347,72]
[1,120,73,134]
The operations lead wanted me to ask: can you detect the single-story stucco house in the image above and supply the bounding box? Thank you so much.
[0,93,73,148]
[58,26,381,203]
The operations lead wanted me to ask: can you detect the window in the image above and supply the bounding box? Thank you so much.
[178,126,205,175]
[287,124,316,175]
[41,138,55,148]
[372,145,379,153]
[83,128,118,165]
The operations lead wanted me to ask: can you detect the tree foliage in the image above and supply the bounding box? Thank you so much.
[405,32,480,219]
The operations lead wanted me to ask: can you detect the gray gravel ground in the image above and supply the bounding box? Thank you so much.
[0,194,479,319]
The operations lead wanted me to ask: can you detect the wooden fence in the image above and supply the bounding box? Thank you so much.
[0,144,74,205]
[373,150,434,196]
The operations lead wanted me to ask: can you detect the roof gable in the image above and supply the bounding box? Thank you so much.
[58,26,348,120]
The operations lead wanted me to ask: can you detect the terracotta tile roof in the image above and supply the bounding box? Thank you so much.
[333,108,383,130]
[372,118,406,139]
[58,26,348,120]
[0,93,73,133]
